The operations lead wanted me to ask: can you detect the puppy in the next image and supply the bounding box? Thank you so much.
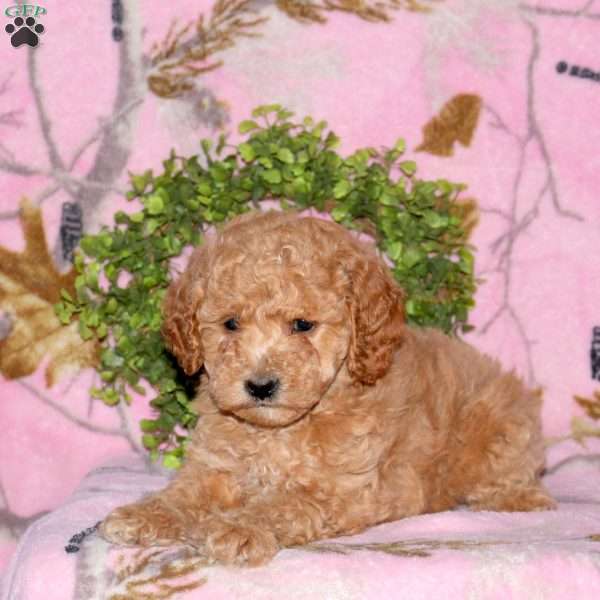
[101,210,555,566]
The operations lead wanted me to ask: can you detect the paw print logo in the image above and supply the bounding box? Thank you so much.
[5,16,45,48]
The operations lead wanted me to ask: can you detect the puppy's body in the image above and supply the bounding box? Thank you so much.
[101,211,554,565]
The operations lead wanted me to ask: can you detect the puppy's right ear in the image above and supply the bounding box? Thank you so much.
[162,245,209,375]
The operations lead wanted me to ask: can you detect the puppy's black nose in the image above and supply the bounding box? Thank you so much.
[244,378,279,401]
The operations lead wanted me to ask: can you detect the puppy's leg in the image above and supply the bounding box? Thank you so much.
[100,495,187,546]
[448,377,556,513]
[184,495,319,566]
[102,501,280,566]
[197,516,279,566]
[183,492,342,566]
[100,464,282,565]
[100,468,242,547]
[199,489,387,566]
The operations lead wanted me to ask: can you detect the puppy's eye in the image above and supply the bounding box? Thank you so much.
[223,318,239,331]
[292,319,315,333]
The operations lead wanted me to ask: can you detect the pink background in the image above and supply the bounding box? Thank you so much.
[1,0,599,582]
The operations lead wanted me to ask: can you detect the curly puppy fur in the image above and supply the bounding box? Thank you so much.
[101,210,555,566]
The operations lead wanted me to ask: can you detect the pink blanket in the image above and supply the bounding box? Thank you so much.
[1,0,600,594]
[2,442,600,599]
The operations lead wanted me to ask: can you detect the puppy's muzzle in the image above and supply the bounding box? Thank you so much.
[244,377,280,402]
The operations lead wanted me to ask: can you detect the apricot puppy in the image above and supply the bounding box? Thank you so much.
[101,211,554,566]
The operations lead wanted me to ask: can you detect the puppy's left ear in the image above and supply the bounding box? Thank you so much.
[343,247,405,385]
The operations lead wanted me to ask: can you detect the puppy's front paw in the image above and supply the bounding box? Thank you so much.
[100,499,185,547]
[202,520,279,566]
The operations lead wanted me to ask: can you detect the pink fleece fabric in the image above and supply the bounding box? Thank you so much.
[2,443,600,600]
[1,0,599,595]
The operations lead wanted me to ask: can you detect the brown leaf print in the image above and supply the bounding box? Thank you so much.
[0,198,97,383]
[276,0,437,23]
[417,94,482,157]
[148,0,268,100]
[147,0,440,99]
[574,391,600,421]
[569,416,600,446]
[107,547,207,600]
[451,196,479,242]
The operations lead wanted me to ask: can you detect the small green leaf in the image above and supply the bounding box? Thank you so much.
[196,181,212,195]
[296,150,309,164]
[252,104,282,118]
[394,138,406,153]
[399,160,417,176]
[331,205,349,221]
[101,388,120,406]
[311,120,328,138]
[105,297,118,314]
[276,109,294,121]
[379,193,396,206]
[387,241,404,261]
[405,299,417,316]
[276,148,294,164]
[60,288,74,302]
[54,302,75,324]
[145,218,160,234]
[333,180,351,199]
[262,169,282,184]
[325,132,340,149]
[239,143,256,162]
[163,454,182,469]
[216,133,228,155]
[142,434,159,450]
[402,247,422,268]
[239,120,259,134]
[140,419,158,432]
[100,370,115,382]
[258,156,273,169]
[459,248,474,273]
[436,179,454,195]
[84,262,100,291]
[96,322,108,339]
[424,211,448,229]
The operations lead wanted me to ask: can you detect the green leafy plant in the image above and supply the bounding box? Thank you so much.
[55,104,476,468]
